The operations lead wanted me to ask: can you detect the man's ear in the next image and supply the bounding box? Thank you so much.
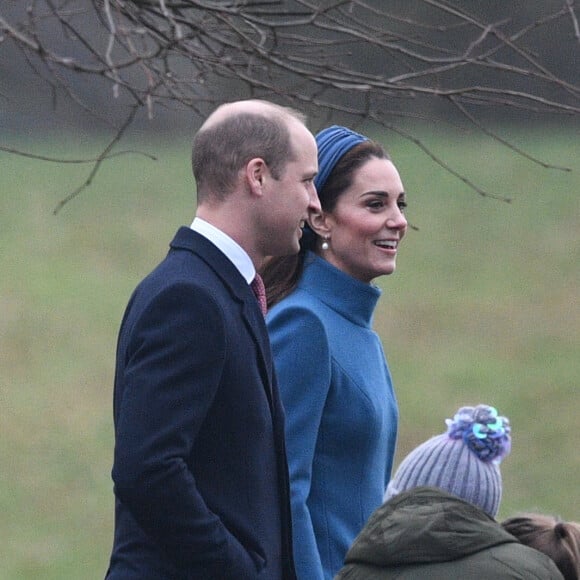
[308,209,332,238]
[246,157,268,196]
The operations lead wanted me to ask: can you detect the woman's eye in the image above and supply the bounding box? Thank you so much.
[398,200,407,211]
[368,200,384,210]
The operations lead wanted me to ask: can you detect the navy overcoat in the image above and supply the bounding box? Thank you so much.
[106,227,295,579]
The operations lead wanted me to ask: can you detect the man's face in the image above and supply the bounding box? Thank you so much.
[260,121,320,257]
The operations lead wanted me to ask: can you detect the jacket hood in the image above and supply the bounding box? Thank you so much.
[345,487,518,568]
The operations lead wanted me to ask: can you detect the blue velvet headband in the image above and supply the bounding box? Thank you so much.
[314,125,369,192]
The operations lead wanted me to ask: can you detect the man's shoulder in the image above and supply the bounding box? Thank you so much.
[122,228,250,321]
[138,228,225,282]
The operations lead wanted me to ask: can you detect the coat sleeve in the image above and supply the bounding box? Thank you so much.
[112,282,258,577]
[267,304,332,580]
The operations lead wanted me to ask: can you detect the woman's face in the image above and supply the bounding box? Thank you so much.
[316,156,407,284]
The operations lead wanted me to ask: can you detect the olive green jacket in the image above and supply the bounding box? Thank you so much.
[335,487,563,580]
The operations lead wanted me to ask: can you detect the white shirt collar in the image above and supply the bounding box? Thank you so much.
[190,217,255,284]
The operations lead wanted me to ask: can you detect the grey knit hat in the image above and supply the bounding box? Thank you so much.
[385,405,511,517]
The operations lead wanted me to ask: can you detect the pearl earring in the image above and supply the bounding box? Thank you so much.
[321,237,329,251]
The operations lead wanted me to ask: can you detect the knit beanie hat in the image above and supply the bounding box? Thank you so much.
[385,404,511,517]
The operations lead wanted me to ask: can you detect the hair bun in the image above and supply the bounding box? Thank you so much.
[445,405,511,464]
[554,522,570,540]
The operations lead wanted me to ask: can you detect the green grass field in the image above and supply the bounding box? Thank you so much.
[1,126,578,578]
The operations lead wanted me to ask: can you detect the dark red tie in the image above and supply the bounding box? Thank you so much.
[251,273,268,316]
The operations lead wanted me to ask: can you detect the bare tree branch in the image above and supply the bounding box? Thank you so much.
[0,144,156,164]
[448,97,571,171]
[566,0,580,41]
[51,105,141,214]
[1,0,578,210]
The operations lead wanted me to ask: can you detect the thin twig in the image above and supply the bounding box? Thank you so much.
[449,97,572,172]
[566,0,580,41]
[371,116,513,203]
[0,145,157,163]
[53,106,142,214]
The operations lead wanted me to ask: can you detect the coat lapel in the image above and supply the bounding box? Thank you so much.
[169,227,275,412]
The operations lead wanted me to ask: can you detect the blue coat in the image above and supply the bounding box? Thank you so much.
[267,253,398,580]
[106,227,296,579]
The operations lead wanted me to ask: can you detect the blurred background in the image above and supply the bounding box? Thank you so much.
[1,1,579,578]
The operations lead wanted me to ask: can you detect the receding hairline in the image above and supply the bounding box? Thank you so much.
[199,99,306,135]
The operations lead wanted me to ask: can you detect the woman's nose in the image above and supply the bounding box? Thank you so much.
[387,209,407,230]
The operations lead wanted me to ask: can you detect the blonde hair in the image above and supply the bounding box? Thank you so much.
[502,513,580,580]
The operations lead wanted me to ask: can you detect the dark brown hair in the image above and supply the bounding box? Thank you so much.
[502,513,580,580]
[262,139,390,307]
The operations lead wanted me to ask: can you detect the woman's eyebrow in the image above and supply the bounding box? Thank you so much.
[360,190,405,197]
